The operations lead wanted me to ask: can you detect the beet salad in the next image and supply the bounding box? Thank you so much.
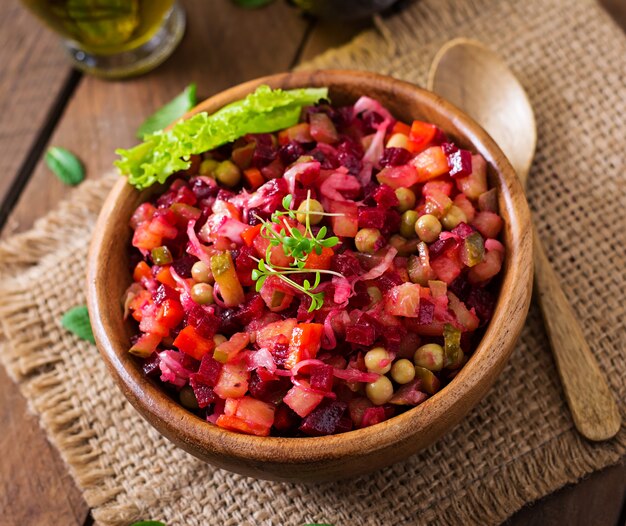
[119,86,505,437]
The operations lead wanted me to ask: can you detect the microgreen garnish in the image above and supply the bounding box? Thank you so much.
[251,191,345,312]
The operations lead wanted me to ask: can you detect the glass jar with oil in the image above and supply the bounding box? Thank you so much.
[21,0,185,78]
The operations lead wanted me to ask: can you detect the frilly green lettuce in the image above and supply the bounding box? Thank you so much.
[115,85,328,189]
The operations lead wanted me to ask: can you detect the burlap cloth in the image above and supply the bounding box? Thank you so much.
[1,0,625,524]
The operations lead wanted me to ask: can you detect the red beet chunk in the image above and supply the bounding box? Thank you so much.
[380,209,401,237]
[451,222,476,240]
[382,324,406,351]
[361,406,386,428]
[153,284,179,306]
[334,414,354,434]
[358,207,387,229]
[190,176,219,200]
[171,254,197,278]
[311,144,340,169]
[235,247,258,287]
[278,142,305,165]
[189,377,217,408]
[441,142,458,155]
[309,364,334,392]
[195,354,222,386]
[466,286,496,324]
[373,184,399,208]
[380,147,411,167]
[449,275,471,302]
[187,305,220,339]
[142,353,161,378]
[429,237,458,259]
[248,370,290,404]
[299,400,348,436]
[273,403,301,433]
[373,270,404,293]
[337,139,363,175]
[447,148,472,178]
[175,185,197,206]
[270,338,290,368]
[331,251,361,278]
[181,354,200,372]
[417,298,435,325]
[249,134,277,168]
[234,293,266,326]
[345,323,376,346]
[348,282,371,309]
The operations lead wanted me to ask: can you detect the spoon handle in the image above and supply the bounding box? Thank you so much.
[532,226,621,440]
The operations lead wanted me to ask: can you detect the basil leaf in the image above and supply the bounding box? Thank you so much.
[130,522,166,526]
[61,306,95,344]
[136,84,197,139]
[45,147,85,186]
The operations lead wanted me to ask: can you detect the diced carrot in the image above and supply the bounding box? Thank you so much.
[133,261,152,282]
[173,325,215,360]
[155,266,177,288]
[285,323,324,369]
[392,121,411,136]
[243,167,265,191]
[412,146,450,182]
[215,414,270,436]
[303,247,333,271]
[408,121,438,153]
[241,224,263,247]
[156,298,184,329]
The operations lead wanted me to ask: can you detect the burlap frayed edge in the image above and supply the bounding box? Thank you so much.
[0,174,623,525]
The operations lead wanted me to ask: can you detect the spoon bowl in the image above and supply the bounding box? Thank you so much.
[428,38,621,441]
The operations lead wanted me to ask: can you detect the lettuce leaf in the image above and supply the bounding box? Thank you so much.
[115,85,328,189]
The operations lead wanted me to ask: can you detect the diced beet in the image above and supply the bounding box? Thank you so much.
[345,324,376,346]
[380,209,401,237]
[372,184,399,208]
[331,250,361,278]
[417,298,435,325]
[195,354,222,386]
[235,246,258,287]
[309,364,334,392]
[337,138,363,175]
[373,271,404,293]
[466,286,496,324]
[234,293,266,326]
[449,275,471,302]
[190,176,219,200]
[278,142,305,165]
[311,144,340,169]
[260,158,285,181]
[181,354,200,372]
[250,134,277,168]
[171,254,197,278]
[152,207,178,226]
[380,147,412,167]
[189,377,217,408]
[270,338,290,368]
[348,281,371,309]
[382,324,406,351]
[429,236,458,259]
[187,305,220,339]
[334,414,354,433]
[142,353,161,378]
[175,185,197,206]
[361,406,386,428]
[153,283,179,305]
[358,207,386,229]
[273,403,301,433]
[451,222,476,240]
[447,149,473,178]
[441,142,458,155]
[248,370,290,404]
[299,400,348,436]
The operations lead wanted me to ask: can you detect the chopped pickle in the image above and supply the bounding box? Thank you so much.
[414,366,441,394]
[151,245,173,265]
[443,323,463,368]
[462,232,485,267]
[210,251,245,307]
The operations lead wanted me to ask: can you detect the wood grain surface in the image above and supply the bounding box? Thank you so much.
[0,0,624,524]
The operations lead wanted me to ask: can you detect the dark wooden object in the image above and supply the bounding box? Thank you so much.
[0,0,623,524]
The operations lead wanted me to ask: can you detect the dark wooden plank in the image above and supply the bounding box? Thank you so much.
[0,2,73,208]
[599,0,626,32]
[4,0,310,236]
[506,461,626,526]
[299,17,373,65]
[0,366,89,526]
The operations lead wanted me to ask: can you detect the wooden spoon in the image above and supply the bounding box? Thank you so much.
[428,38,621,441]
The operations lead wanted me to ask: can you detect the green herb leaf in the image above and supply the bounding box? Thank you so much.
[130,521,167,526]
[116,85,328,189]
[61,305,95,344]
[45,147,85,186]
[282,194,293,209]
[136,84,197,139]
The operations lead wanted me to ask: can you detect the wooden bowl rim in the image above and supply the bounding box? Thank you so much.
[87,69,532,465]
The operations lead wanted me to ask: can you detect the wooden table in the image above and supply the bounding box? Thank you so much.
[0,1,623,525]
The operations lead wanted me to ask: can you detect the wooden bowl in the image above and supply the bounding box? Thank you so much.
[86,70,532,482]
